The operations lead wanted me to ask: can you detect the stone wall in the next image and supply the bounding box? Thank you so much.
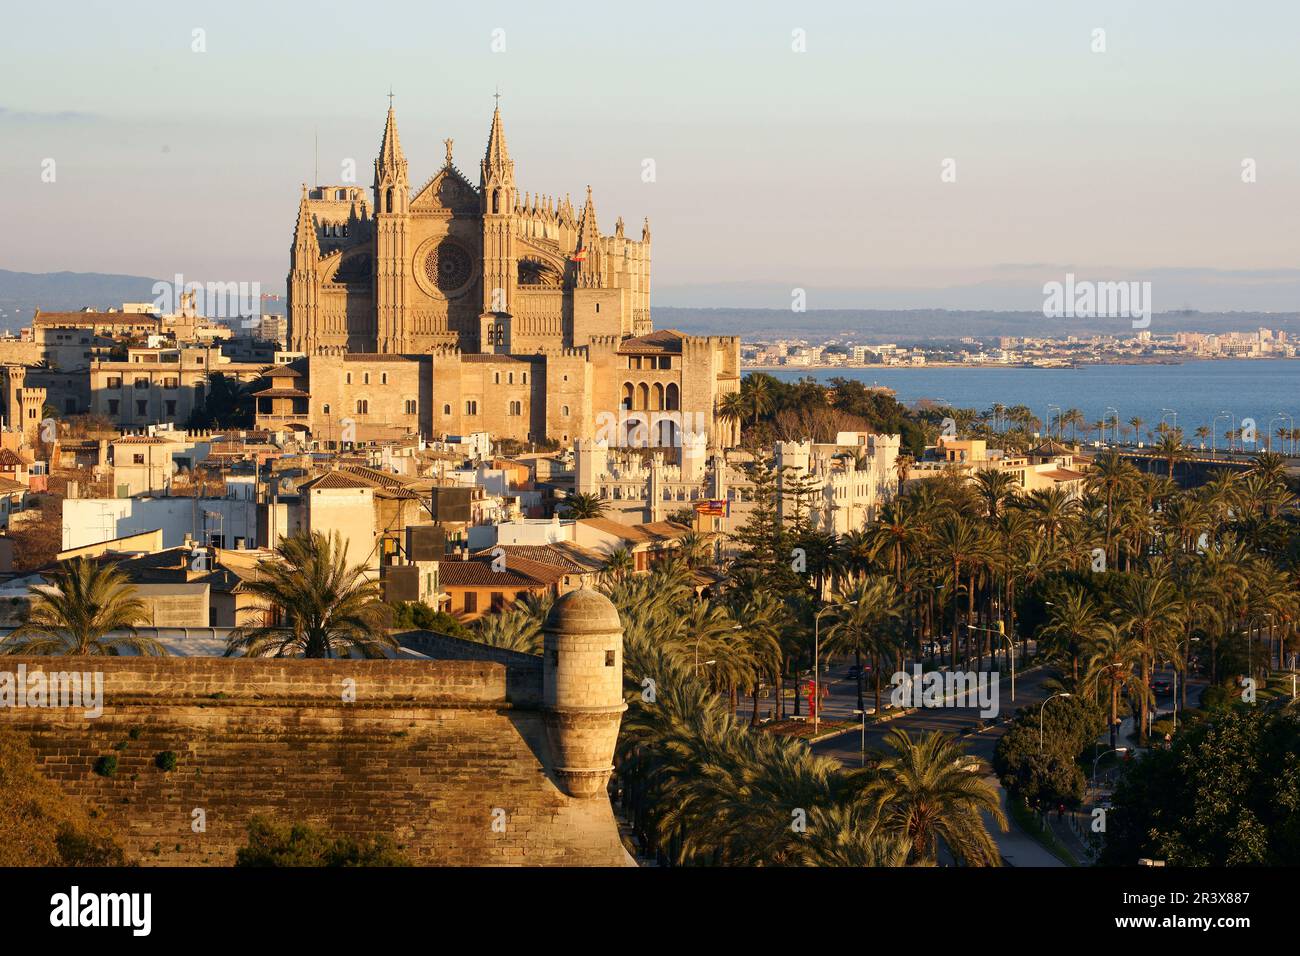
[0,656,630,866]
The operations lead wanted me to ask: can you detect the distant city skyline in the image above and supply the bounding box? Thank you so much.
[2,0,1298,312]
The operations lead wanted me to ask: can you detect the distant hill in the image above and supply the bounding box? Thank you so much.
[653,307,1300,344]
[3,270,1295,343]
[0,269,165,332]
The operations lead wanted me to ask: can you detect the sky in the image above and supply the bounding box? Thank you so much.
[1,0,1297,311]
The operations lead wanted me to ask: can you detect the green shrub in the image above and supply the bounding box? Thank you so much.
[155,751,178,772]
[235,816,410,867]
[93,755,117,778]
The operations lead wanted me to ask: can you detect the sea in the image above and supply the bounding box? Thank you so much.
[767,359,1300,445]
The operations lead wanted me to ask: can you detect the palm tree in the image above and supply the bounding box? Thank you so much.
[1155,428,1186,480]
[717,392,746,444]
[601,546,635,583]
[1082,623,1143,749]
[1129,416,1145,446]
[2,557,162,656]
[972,469,1019,522]
[864,728,1007,866]
[1039,584,1104,682]
[1114,574,1184,745]
[739,374,774,426]
[824,576,903,714]
[561,492,607,519]
[224,531,395,658]
[471,608,543,654]
[932,516,991,667]
[893,453,914,496]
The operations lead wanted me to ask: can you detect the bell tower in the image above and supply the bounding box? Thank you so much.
[479,96,517,353]
[374,95,410,353]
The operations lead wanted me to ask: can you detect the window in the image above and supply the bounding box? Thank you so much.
[595,303,600,313]
[322,403,330,415]
[465,400,478,415]
[163,377,179,390]
[605,650,616,667]
[356,399,368,415]
[464,592,478,614]
[134,377,149,389]
[106,376,122,389]
[508,372,514,385]
[561,405,569,417]
[165,400,176,416]
[363,372,370,385]
[508,401,521,416]
[490,591,505,612]
[346,372,352,385]
[405,399,417,414]
[522,372,528,384]
[136,400,147,415]
[442,404,451,415]
[494,372,500,384]
[132,453,145,465]
[381,373,388,385]
[108,399,120,415]
[64,398,76,413]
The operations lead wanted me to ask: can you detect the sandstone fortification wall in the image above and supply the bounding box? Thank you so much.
[0,646,631,866]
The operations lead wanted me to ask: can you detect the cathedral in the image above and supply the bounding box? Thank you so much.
[272,100,740,449]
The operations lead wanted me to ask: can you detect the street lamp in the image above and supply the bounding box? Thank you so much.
[967,621,1014,702]
[1039,692,1072,752]
[1272,411,1294,456]
[1091,747,1128,786]
[814,600,856,735]
[1213,410,1234,455]
[1047,404,1061,440]
[1160,408,1177,432]
[853,708,869,766]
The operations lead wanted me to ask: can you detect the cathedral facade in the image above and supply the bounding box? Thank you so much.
[275,102,740,449]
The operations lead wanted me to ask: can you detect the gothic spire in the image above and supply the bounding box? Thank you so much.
[577,185,600,248]
[293,184,319,256]
[480,98,515,197]
[378,102,405,173]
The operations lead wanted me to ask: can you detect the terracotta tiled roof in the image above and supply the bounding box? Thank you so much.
[618,329,684,354]
[35,311,161,326]
[577,517,653,543]
[341,464,414,490]
[1041,467,1088,481]
[436,556,563,589]
[0,448,29,467]
[112,436,171,445]
[298,470,378,491]
[637,520,693,540]
[255,388,309,398]
[472,544,604,575]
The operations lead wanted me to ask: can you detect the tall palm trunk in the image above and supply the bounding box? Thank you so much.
[1138,656,1151,746]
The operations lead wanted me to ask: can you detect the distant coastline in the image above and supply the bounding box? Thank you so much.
[741,355,1299,373]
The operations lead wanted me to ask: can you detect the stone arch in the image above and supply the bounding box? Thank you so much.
[636,382,649,411]
[665,382,680,411]
[621,382,634,410]
[652,383,664,411]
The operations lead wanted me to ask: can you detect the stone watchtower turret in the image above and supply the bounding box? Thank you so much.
[542,588,627,798]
